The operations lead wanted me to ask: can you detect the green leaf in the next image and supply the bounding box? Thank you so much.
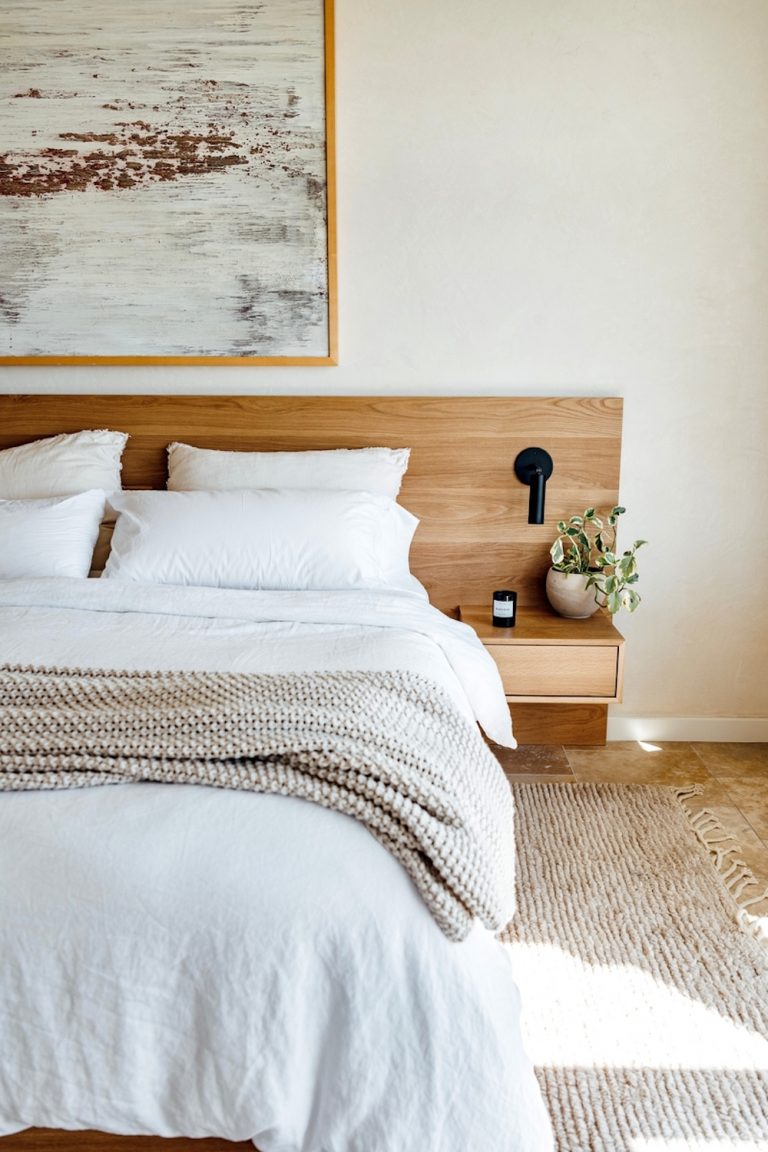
[553,508,646,600]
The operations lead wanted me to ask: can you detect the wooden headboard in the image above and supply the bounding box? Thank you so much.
[0,394,622,610]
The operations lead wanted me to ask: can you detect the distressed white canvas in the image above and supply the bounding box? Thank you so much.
[0,0,330,359]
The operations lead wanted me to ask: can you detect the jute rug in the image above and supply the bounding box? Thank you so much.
[504,782,768,1152]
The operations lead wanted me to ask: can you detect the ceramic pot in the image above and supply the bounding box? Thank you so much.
[545,569,600,618]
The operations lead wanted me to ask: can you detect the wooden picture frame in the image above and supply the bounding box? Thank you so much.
[0,0,337,366]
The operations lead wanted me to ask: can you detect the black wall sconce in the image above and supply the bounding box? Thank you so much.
[514,447,554,525]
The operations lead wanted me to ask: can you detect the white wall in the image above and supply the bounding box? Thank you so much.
[2,0,767,736]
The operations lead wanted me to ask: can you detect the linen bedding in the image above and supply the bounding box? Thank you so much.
[0,578,554,1151]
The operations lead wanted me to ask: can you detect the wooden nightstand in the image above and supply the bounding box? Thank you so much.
[459,604,624,746]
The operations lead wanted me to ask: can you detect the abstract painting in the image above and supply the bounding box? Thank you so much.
[0,0,336,364]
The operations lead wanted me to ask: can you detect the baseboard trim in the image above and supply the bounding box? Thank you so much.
[607,715,768,742]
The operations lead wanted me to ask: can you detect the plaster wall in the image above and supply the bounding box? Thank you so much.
[2,0,767,734]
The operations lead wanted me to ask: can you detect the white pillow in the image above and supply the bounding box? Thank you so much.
[102,489,423,594]
[167,443,410,499]
[0,430,128,499]
[0,491,106,579]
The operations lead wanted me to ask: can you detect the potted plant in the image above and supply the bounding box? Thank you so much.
[546,506,646,618]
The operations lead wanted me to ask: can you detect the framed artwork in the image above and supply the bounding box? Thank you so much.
[0,0,336,365]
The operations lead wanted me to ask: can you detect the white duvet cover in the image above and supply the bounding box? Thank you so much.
[0,578,553,1151]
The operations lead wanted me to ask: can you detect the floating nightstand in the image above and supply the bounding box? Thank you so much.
[459,604,624,746]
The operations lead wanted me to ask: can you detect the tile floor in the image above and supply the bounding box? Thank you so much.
[497,741,768,917]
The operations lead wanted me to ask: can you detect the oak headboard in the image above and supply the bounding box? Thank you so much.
[0,394,623,611]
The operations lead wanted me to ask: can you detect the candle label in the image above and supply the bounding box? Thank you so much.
[492,589,518,627]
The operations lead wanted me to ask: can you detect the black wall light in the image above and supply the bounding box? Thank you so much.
[514,447,554,525]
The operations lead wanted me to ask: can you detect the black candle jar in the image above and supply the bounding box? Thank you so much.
[492,589,517,627]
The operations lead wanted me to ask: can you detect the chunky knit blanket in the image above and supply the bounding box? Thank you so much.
[0,664,515,941]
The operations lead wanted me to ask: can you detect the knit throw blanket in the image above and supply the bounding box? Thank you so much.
[0,664,515,941]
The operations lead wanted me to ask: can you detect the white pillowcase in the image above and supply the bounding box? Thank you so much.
[0,491,106,579]
[167,443,410,499]
[102,489,423,594]
[0,430,128,499]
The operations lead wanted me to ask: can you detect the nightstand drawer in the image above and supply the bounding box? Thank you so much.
[488,644,619,699]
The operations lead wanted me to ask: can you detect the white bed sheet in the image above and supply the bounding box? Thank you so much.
[0,578,553,1151]
[0,578,513,746]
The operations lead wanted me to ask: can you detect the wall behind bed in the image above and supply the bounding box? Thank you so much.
[1,0,766,741]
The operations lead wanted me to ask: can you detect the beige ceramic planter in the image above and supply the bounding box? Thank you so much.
[545,569,600,618]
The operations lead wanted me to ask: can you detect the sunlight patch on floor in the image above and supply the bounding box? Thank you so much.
[509,942,768,1070]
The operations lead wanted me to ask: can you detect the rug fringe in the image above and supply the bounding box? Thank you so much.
[675,785,768,944]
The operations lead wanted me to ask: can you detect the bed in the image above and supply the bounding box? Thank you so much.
[0,395,623,1151]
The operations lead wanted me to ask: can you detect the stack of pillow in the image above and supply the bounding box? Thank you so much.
[0,430,127,579]
[0,434,422,594]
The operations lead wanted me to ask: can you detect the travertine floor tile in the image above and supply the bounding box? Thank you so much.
[564,741,709,784]
[692,742,768,778]
[495,744,572,775]
[718,777,768,840]
[573,764,711,785]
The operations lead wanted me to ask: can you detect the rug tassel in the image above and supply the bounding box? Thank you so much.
[675,787,767,945]
[675,784,704,802]
[721,859,745,886]
[741,888,768,911]
[731,870,754,898]
[713,845,739,869]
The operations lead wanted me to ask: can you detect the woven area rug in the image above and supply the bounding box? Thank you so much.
[504,782,768,1152]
